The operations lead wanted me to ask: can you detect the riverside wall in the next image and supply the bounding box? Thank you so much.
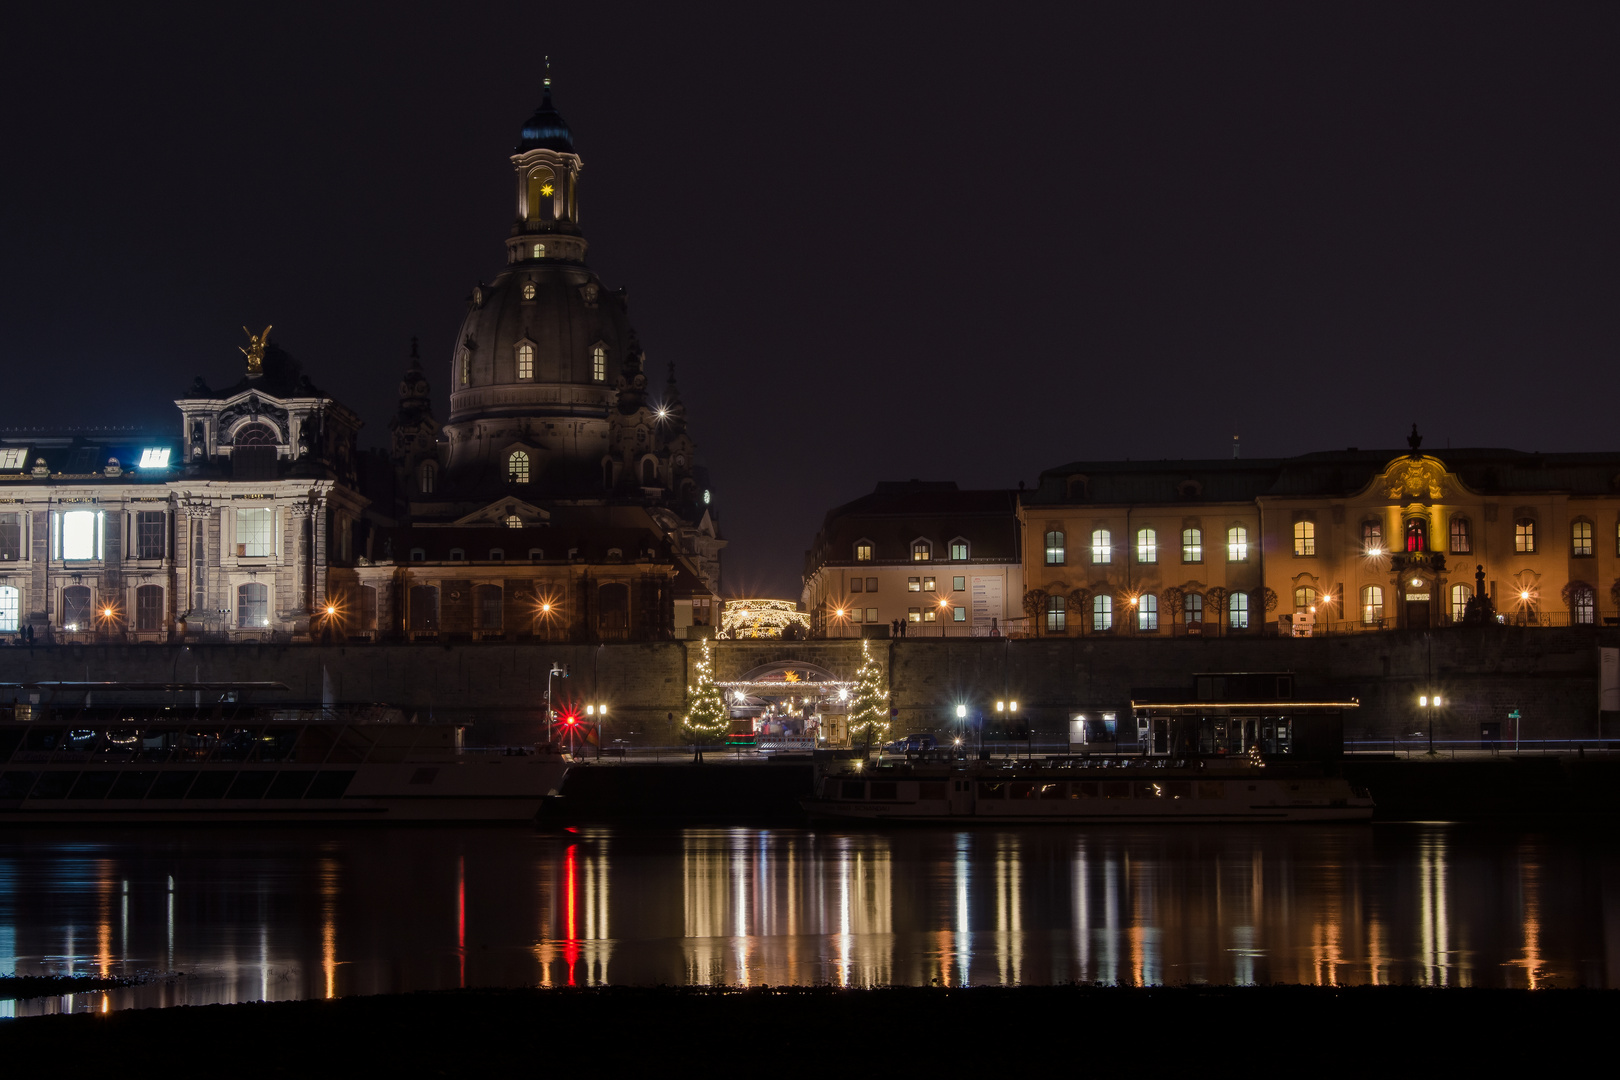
[0,625,1614,745]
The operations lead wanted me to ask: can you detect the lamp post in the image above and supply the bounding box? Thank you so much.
[585,702,608,759]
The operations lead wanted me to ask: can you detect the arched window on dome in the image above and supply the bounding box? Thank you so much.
[508,451,530,485]
[418,461,436,494]
[527,167,556,224]
[516,342,534,381]
[460,350,470,387]
[522,281,536,300]
[592,345,606,383]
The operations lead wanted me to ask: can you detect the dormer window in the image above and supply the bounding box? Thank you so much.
[508,451,530,484]
[0,448,26,470]
[410,548,426,562]
[912,540,931,562]
[449,548,466,562]
[490,548,505,562]
[855,540,873,562]
[607,548,623,562]
[529,548,544,561]
[516,342,534,380]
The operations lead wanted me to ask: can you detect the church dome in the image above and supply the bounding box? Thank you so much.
[446,263,633,425]
[516,87,574,153]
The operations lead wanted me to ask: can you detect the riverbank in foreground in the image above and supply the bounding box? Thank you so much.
[1,985,1612,1075]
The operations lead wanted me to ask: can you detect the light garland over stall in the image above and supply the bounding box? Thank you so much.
[717,599,811,639]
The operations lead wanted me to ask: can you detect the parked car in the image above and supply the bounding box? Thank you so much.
[884,733,938,754]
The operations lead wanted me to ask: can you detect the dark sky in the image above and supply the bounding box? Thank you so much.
[3,4,1617,598]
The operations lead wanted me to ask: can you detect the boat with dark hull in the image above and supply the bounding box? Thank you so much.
[803,756,1373,823]
[0,703,568,823]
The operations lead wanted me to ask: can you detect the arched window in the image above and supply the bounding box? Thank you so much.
[642,458,658,487]
[408,585,439,632]
[237,582,269,628]
[0,585,17,632]
[598,582,630,631]
[489,548,505,562]
[459,350,470,386]
[1294,586,1317,611]
[1137,593,1158,631]
[358,585,378,631]
[62,585,91,631]
[592,345,606,382]
[474,584,503,631]
[1361,585,1384,626]
[912,540,931,562]
[1045,594,1066,633]
[1182,528,1202,563]
[1136,528,1157,564]
[1044,531,1065,566]
[1226,526,1248,562]
[532,242,545,259]
[508,451,530,484]
[233,423,277,446]
[1515,518,1536,553]
[135,584,163,632]
[1450,583,1471,623]
[1405,518,1428,552]
[1573,584,1596,625]
[1449,516,1470,554]
[1572,520,1593,557]
[1184,592,1203,625]
[1361,520,1383,555]
[516,342,534,380]
[522,281,536,300]
[449,548,465,562]
[1091,529,1111,564]
[504,514,523,529]
[1294,520,1315,556]
[1093,594,1113,632]
[527,166,556,222]
[418,461,436,494]
[1228,591,1249,629]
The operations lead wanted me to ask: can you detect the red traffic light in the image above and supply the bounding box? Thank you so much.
[561,714,578,726]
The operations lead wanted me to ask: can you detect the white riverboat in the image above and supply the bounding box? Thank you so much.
[0,710,569,823]
[803,756,1374,823]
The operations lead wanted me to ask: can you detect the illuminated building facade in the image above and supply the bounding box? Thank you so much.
[802,481,1024,636]
[1020,430,1620,635]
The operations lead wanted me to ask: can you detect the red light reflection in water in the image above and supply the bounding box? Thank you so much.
[457,855,466,989]
[563,844,579,985]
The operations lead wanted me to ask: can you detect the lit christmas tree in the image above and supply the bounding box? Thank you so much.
[682,637,730,734]
[846,639,889,749]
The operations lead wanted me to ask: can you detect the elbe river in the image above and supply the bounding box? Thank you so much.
[2,824,1616,1014]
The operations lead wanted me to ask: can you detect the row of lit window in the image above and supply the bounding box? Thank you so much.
[852,539,971,562]
[460,344,607,387]
[5,509,274,563]
[1043,527,1246,567]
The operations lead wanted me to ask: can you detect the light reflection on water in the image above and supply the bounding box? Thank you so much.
[0,824,1616,1015]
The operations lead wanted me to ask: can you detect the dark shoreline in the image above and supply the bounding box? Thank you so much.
[2,985,1613,1074]
[0,974,135,1000]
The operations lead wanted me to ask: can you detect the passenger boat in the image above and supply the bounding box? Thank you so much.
[0,705,569,823]
[802,755,1373,823]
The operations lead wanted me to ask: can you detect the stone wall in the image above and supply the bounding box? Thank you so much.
[0,625,1613,746]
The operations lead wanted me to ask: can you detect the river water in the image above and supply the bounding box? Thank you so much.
[1,823,1616,1014]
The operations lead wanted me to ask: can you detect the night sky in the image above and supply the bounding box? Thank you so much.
[3,4,1617,598]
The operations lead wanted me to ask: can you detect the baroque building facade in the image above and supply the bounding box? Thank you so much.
[1018,430,1620,636]
[0,82,721,645]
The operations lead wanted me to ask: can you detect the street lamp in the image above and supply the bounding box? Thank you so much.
[1418,692,1442,756]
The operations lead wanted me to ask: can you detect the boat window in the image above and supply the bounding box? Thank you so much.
[69,772,119,799]
[295,726,341,763]
[840,780,865,800]
[188,772,238,799]
[30,772,79,799]
[1039,782,1065,800]
[1101,781,1132,799]
[266,771,316,799]
[305,770,357,799]
[0,772,40,798]
[976,782,1006,800]
[919,782,947,799]
[1009,781,1039,799]
[1198,781,1225,800]
[1164,781,1192,800]
[1070,781,1098,799]
[259,728,301,762]
[869,781,898,800]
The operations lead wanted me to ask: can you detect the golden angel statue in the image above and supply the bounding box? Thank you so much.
[240,325,272,375]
